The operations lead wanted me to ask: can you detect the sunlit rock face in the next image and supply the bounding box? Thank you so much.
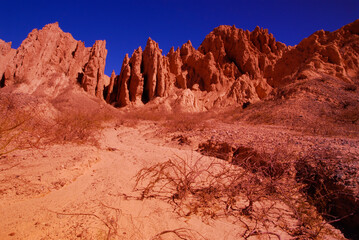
[0,22,107,98]
[106,26,282,109]
[80,39,107,99]
[265,19,359,87]
[1,20,358,111]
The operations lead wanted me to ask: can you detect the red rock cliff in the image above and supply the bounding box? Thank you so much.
[0,22,107,97]
[1,20,358,110]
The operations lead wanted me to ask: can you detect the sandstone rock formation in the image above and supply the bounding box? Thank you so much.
[1,20,358,111]
[104,26,287,109]
[105,38,173,107]
[199,25,286,79]
[266,19,359,87]
[0,22,107,97]
[104,70,117,103]
[80,40,107,98]
[0,40,16,87]
[128,47,144,103]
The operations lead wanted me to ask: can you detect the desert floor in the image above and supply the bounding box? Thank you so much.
[1,118,358,240]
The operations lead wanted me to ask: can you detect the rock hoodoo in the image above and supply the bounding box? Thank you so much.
[104,25,288,109]
[80,40,107,99]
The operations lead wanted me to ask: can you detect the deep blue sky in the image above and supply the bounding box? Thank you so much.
[0,0,358,75]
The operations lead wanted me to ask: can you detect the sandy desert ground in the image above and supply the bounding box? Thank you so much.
[1,106,358,240]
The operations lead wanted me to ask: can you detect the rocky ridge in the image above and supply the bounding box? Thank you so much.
[0,20,358,110]
[0,22,107,97]
[266,20,359,87]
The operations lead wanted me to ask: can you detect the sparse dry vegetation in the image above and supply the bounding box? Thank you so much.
[1,92,357,239]
[49,202,143,240]
[220,76,359,138]
[134,151,345,239]
[0,94,45,157]
[150,228,207,240]
[295,148,359,238]
[51,108,113,145]
[0,92,115,157]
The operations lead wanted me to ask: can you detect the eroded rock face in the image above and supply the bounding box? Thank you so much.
[0,40,16,87]
[81,40,107,98]
[0,22,107,98]
[267,19,359,87]
[106,38,172,107]
[104,70,116,103]
[180,41,222,92]
[128,47,143,103]
[142,38,163,102]
[199,25,286,79]
[168,47,187,89]
[1,20,358,110]
[106,26,281,109]
[117,54,131,107]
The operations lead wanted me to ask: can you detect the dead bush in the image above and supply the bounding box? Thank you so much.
[0,92,113,157]
[134,153,338,239]
[198,140,235,161]
[50,201,142,240]
[295,148,359,239]
[172,135,192,145]
[151,228,207,240]
[50,108,113,145]
[232,147,288,180]
[134,155,219,202]
[0,95,45,156]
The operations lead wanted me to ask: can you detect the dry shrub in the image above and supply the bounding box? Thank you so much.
[232,147,288,180]
[134,155,218,202]
[0,94,46,156]
[134,153,339,239]
[51,109,106,145]
[151,228,207,240]
[295,148,359,239]
[49,104,115,145]
[198,140,235,161]
[0,92,114,154]
[50,201,143,240]
[171,135,192,145]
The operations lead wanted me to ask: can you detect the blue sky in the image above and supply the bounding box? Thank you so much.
[0,0,358,75]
